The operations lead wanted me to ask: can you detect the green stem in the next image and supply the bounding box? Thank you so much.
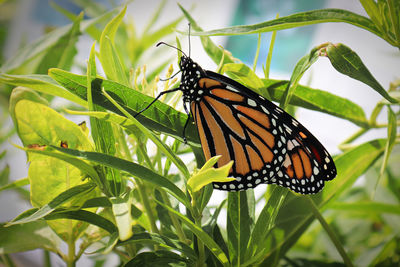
[66,229,76,267]
[119,130,159,235]
[1,254,16,267]
[43,250,51,267]
[138,180,159,234]
[307,197,354,267]
[264,13,279,79]
[253,33,261,72]
[160,190,188,242]
[195,217,206,267]
[339,128,368,148]
[192,194,205,266]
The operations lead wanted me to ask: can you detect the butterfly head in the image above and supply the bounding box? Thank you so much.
[179,55,205,95]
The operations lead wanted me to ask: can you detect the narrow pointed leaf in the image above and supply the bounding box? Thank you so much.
[0,9,116,74]
[191,9,380,38]
[155,199,230,266]
[45,209,117,234]
[119,232,197,261]
[99,6,129,86]
[7,183,96,226]
[48,69,199,143]
[49,146,190,208]
[0,177,29,193]
[264,79,368,127]
[227,190,255,265]
[325,43,397,103]
[0,221,61,254]
[0,74,87,106]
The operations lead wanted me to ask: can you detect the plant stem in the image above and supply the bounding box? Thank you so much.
[120,132,160,235]
[67,229,76,267]
[192,194,205,266]
[253,33,261,72]
[195,216,206,267]
[307,197,354,267]
[339,128,368,148]
[160,190,188,242]
[264,13,279,79]
[137,179,160,234]
[1,254,16,267]
[43,250,51,267]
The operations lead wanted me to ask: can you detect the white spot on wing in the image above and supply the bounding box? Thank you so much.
[261,105,270,114]
[226,85,240,93]
[248,99,257,107]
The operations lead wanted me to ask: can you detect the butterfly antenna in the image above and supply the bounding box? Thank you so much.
[188,23,191,58]
[156,42,187,57]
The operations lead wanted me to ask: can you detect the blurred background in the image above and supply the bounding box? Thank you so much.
[0,0,398,266]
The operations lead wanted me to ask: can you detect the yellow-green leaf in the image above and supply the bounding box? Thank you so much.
[188,157,235,193]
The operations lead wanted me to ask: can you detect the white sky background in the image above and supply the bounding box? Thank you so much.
[1,0,399,265]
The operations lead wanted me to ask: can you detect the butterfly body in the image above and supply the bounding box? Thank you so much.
[176,54,336,194]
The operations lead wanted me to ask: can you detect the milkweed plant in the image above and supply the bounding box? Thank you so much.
[0,1,399,266]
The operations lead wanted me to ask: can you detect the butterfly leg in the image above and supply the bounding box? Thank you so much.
[134,87,182,117]
[182,102,191,144]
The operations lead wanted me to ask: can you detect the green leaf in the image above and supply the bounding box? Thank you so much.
[35,12,82,74]
[263,79,368,127]
[16,144,102,189]
[45,209,117,234]
[222,63,270,98]
[0,164,9,186]
[99,5,129,86]
[7,183,96,226]
[325,43,397,103]
[8,87,47,132]
[88,44,123,197]
[0,177,29,193]
[227,190,255,265]
[378,106,397,179]
[245,186,286,263]
[188,157,234,193]
[11,97,97,240]
[138,12,184,59]
[259,139,387,265]
[124,250,192,266]
[0,221,61,254]
[49,1,103,40]
[12,97,93,151]
[360,0,383,31]
[280,48,319,109]
[328,201,400,215]
[155,199,230,266]
[320,139,386,205]
[0,9,116,74]
[101,88,190,179]
[110,193,133,241]
[49,146,190,209]
[119,232,197,261]
[0,74,87,107]
[191,9,380,38]
[48,69,199,144]
[363,236,400,267]
[198,184,214,214]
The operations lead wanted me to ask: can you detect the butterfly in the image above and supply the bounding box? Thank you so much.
[136,42,337,194]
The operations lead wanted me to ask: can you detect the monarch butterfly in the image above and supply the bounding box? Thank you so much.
[137,41,337,195]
